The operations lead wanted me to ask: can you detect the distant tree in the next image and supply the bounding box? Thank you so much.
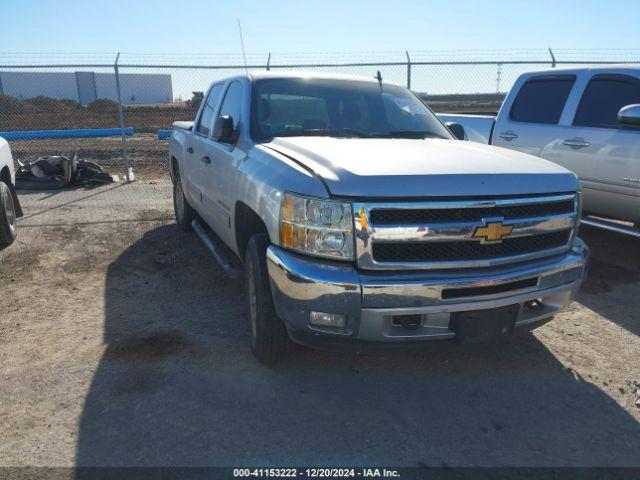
[187,91,204,110]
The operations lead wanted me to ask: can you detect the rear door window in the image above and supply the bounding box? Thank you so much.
[509,75,575,124]
[573,74,640,129]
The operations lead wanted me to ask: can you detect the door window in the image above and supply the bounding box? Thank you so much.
[218,82,243,127]
[573,74,640,129]
[195,83,224,136]
[509,75,575,124]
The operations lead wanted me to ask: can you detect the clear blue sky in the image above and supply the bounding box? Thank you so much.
[2,0,639,55]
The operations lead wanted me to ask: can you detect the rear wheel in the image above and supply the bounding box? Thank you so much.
[173,171,195,232]
[245,234,290,364]
[0,181,17,249]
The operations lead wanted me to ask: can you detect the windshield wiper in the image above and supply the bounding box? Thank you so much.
[283,128,374,138]
[371,130,445,139]
[276,129,444,140]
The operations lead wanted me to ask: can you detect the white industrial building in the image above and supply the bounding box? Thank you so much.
[0,71,173,105]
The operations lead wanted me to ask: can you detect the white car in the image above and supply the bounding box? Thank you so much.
[0,137,23,248]
[439,66,640,236]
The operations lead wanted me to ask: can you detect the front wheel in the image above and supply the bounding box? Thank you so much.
[245,234,290,364]
[0,181,17,249]
[173,174,195,232]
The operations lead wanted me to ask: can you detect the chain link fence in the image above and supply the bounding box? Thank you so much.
[1,49,639,177]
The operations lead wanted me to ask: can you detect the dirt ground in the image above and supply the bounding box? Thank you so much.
[0,174,639,468]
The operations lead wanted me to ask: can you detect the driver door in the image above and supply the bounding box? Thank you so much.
[203,81,247,246]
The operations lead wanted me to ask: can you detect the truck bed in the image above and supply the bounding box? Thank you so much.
[438,114,495,143]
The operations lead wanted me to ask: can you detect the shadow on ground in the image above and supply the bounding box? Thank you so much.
[75,225,640,467]
[578,225,640,336]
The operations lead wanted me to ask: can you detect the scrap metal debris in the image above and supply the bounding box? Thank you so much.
[16,155,118,189]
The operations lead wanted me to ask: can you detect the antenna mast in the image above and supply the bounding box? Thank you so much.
[237,19,248,74]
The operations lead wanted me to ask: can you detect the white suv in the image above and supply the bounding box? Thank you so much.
[0,137,23,249]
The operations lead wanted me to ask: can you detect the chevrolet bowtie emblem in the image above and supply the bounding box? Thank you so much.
[472,221,513,243]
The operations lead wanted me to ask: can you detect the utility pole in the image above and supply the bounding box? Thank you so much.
[406,51,412,90]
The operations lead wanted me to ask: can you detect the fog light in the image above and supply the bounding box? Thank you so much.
[309,311,346,328]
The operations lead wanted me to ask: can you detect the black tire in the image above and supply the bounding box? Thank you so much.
[245,234,290,364]
[0,181,17,249]
[173,171,195,232]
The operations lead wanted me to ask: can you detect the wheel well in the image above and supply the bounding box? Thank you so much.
[0,166,11,186]
[170,156,179,183]
[235,202,269,261]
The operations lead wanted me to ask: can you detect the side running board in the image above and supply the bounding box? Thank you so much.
[581,217,640,238]
[191,219,243,279]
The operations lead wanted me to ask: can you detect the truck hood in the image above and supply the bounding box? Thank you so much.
[265,137,579,198]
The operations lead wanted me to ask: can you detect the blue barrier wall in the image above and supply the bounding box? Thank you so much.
[0,127,135,141]
[157,130,172,139]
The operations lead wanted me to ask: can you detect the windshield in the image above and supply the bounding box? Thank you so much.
[250,77,452,141]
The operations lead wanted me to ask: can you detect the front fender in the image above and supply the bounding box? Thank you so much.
[168,130,190,184]
[232,145,329,254]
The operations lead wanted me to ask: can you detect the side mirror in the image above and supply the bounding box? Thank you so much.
[617,104,640,126]
[213,115,236,143]
[445,121,466,140]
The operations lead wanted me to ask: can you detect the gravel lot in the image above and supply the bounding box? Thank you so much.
[0,174,639,468]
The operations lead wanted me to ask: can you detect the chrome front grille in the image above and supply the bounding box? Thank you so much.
[354,194,578,270]
[369,199,575,224]
[372,229,572,262]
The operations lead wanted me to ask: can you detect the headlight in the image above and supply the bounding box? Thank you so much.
[279,193,354,260]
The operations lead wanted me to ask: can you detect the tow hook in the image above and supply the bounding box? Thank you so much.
[525,299,545,311]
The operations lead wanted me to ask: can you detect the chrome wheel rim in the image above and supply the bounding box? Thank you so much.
[174,183,184,223]
[247,259,258,346]
[3,186,16,232]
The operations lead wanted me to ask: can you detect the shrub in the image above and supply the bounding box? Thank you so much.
[23,96,81,111]
[0,95,28,113]
[87,99,119,112]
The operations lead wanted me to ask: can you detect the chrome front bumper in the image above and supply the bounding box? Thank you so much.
[266,239,589,347]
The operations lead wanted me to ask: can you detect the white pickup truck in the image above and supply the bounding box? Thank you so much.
[170,72,588,364]
[0,137,22,249]
[439,66,640,236]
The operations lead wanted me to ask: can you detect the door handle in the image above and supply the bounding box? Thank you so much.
[498,131,519,141]
[187,147,194,154]
[563,137,590,149]
[201,156,212,165]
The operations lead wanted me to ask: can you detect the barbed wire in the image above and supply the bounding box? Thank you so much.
[1,49,639,67]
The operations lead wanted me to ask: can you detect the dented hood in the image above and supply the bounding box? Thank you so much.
[265,137,579,198]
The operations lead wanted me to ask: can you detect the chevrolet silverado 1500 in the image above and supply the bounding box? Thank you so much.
[440,66,640,236]
[170,72,589,363]
[0,137,22,249]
